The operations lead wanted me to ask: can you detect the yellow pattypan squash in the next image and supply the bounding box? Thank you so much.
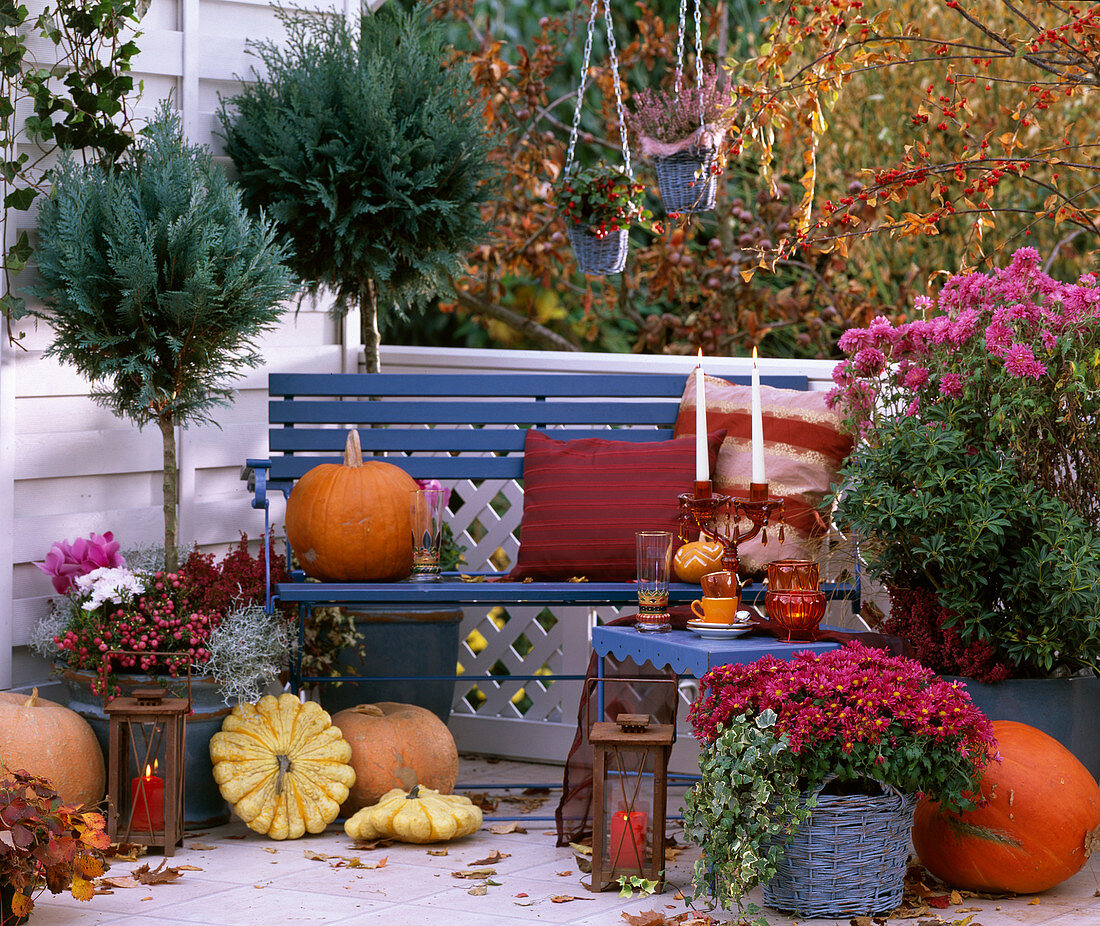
[210,693,355,840]
[344,785,482,844]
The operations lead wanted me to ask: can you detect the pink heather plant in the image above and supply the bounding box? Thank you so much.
[627,63,732,146]
[689,642,996,812]
[829,247,1100,525]
[35,532,125,595]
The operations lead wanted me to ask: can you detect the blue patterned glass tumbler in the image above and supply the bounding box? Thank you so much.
[636,530,673,633]
[410,487,446,580]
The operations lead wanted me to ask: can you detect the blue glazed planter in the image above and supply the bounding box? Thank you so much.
[945,674,1100,780]
[60,667,231,826]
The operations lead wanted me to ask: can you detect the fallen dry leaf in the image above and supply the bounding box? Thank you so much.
[132,861,184,885]
[304,850,331,861]
[467,793,499,812]
[427,848,448,857]
[467,884,487,896]
[225,834,246,840]
[488,822,526,835]
[550,894,591,903]
[556,870,572,876]
[622,908,670,924]
[186,842,218,851]
[99,877,140,890]
[515,892,528,898]
[349,838,395,851]
[927,896,950,909]
[1028,899,1041,905]
[569,841,592,856]
[949,890,963,905]
[263,848,277,854]
[470,850,510,865]
[452,868,496,880]
[106,842,146,861]
[175,865,202,872]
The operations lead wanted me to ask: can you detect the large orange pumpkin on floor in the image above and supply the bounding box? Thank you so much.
[912,720,1100,894]
[285,429,418,581]
[331,702,458,813]
[0,689,105,807]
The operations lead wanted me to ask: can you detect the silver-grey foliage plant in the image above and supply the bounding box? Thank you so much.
[205,604,296,706]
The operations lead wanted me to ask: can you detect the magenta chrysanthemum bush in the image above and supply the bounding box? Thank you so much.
[828,247,1100,523]
[688,642,996,811]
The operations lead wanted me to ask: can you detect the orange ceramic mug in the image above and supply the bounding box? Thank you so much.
[691,596,742,624]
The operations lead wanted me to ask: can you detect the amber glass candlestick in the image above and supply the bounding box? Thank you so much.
[678,482,785,576]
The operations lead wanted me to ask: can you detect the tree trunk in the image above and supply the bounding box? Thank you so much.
[452,290,580,352]
[157,415,179,572]
[360,278,381,373]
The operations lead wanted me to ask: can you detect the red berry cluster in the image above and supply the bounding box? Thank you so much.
[884,586,1012,683]
[56,571,219,682]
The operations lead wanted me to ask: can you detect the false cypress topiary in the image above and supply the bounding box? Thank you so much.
[219,4,497,371]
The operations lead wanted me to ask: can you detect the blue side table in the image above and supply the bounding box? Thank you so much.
[592,625,840,678]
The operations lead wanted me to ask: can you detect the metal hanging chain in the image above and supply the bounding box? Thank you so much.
[565,0,600,174]
[565,0,633,179]
[673,0,707,130]
[693,0,705,131]
[602,0,632,179]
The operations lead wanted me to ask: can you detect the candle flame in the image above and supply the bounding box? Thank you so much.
[697,348,702,358]
[153,758,159,773]
[752,345,758,362]
[145,763,153,777]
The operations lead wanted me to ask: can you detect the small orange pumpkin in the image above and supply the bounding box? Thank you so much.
[673,540,725,583]
[331,702,459,813]
[912,720,1100,894]
[0,689,105,807]
[285,430,419,581]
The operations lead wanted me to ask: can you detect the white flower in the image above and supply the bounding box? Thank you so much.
[75,567,146,610]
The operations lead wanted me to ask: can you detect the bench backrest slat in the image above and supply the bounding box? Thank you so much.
[266,371,811,484]
[270,371,809,398]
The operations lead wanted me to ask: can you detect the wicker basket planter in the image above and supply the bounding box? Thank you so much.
[567,224,629,275]
[654,145,717,214]
[762,778,916,918]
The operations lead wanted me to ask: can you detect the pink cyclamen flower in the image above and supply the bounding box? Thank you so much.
[36,531,125,595]
[415,478,451,510]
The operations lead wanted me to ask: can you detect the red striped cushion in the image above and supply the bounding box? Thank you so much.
[672,374,854,572]
[510,430,725,581]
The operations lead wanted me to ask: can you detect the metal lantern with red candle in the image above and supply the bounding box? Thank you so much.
[588,711,674,893]
[104,658,189,855]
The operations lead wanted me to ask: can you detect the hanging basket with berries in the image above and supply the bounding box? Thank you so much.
[559,0,659,275]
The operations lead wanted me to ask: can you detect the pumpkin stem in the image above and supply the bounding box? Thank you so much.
[406,785,420,800]
[343,429,364,468]
[275,753,292,795]
[350,705,384,717]
[24,688,39,707]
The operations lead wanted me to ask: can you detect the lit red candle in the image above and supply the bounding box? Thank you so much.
[130,762,165,832]
[609,810,647,870]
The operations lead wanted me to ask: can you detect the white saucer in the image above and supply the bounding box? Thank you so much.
[687,615,754,638]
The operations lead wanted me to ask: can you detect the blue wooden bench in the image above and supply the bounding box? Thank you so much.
[243,371,860,692]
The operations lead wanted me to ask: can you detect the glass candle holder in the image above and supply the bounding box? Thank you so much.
[765,588,827,640]
[767,559,820,591]
[410,487,447,580]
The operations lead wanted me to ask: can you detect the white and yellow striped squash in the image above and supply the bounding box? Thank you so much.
[344,785,482,844]
[210,693,355,840]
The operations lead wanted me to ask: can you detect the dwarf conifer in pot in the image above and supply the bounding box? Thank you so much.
[31,103,296,569]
